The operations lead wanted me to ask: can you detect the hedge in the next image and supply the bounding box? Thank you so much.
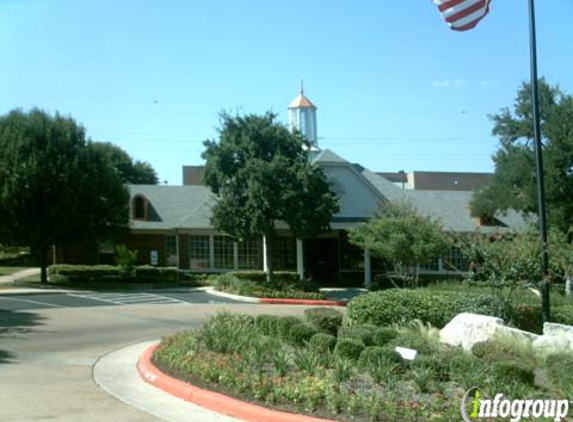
[345,287,573,332]
[48,264,187,284]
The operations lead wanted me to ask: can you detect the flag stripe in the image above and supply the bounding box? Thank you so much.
[445,0,487,23]
[439,0,484,18]
[432,0,492,32]
[450,8,488,29]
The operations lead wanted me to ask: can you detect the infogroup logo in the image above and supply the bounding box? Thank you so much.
[461,387,570,422]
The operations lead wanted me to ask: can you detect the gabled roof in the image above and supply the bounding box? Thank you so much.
[128,185,215,230]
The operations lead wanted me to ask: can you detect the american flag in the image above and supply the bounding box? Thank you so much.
[433,0,493,31]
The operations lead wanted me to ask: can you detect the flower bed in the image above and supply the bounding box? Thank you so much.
[152,310,573,421]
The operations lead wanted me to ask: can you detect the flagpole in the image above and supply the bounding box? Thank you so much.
[527,0,550,322]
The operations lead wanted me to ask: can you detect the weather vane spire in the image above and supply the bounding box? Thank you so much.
[300,79,304,95]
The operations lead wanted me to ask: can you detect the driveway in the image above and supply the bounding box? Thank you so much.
[0,300,312,421]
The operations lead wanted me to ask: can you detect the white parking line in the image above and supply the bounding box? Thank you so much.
[0,296,63,308]
[67,292,185,306]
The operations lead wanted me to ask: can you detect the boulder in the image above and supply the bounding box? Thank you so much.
[532,322,573,354]
[439,313,538,352]
[439,313,504,351]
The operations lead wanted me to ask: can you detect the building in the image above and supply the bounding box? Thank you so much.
[114,90,527,285]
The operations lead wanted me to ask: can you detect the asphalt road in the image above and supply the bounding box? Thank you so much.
[0,289,242,311]
[0,290,311,422]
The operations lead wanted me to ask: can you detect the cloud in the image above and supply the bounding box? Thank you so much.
[479,80,491,87]
[431,78,466,88]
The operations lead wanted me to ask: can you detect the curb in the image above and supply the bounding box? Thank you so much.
[137,344,338,422]
[206,288,347,307]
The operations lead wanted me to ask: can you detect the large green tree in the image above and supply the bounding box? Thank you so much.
[470,79,573,232]
[0,109,130,283]
[90,141,159,184]
[348,202,450,286]
[202,112,339,281]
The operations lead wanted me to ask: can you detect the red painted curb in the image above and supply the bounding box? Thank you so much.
[259,298,347,306]
[137,344,339,422]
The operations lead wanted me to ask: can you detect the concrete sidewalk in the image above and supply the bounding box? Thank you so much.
[0,267,40,284]
[93,341,246,422]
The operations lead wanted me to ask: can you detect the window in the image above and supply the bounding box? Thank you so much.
[189,235,210,269]
[444,246,465,272]
[238,240,261,270]
[165,235,177,266]
[214,235,234,269]
[133,196,147,220]
[273,237,296,270]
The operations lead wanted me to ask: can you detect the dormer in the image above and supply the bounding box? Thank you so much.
[132,195,149,221]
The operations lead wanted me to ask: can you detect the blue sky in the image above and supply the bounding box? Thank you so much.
[2,0,572,185]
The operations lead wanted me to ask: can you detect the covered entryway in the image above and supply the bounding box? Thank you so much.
[304,238,339,284]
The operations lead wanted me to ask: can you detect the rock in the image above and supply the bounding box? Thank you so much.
[439,313,505,351]
[543,322,573,339]
[532,323,573,354]
[439,313,538,352]
[533,335,571,355]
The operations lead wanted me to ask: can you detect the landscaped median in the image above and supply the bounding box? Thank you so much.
[210,270,348,306]
[137,287,573,422]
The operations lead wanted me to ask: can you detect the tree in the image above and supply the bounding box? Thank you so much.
[348,202,450,286]
[0,109,130,283]
[202,112,339,281]
[470,79,573,232]
[90,141,159,184]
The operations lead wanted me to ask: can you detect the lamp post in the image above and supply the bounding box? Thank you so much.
[528,0,550,322]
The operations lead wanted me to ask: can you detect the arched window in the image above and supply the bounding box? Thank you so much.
[133,196,147,220]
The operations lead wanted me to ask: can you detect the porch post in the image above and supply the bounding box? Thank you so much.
[263,235,269,273]
[296,239,304,280]
[175,232,180,268]
[364,249,372,285]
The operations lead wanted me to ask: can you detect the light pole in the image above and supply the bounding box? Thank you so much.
[528,0,550,322]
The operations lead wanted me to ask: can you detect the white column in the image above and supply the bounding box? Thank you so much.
[175,233,180,268]
[209,235,215,270]
[364,249,372,285]
[296,239,304,280]
[262,235,269,273]
[438,257,444,273]
[233,242,239,270]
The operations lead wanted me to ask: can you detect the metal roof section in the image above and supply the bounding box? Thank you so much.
[288,93,317,109]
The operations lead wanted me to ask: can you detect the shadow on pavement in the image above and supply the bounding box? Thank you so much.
[0,349,14,364]
[0,309,45,336]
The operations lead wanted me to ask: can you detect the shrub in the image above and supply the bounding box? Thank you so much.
[448,352,487,390]
[338,324,377,346]
[490,360,535,386]
[358,346,404,383]
[276,316,302,340]
[308,333,337,353]
[344,288,511,329]
[304,307,343,335]
[410,353,452,382]
[134,266,179,283]
[471,338,535,367]
[287,323,319,346]
[255,314,280,336]
[552,305,573,326]
[293,348,322,375]
[115,244,138,270]
[334,337,365,361]
[358,346,402,369]
[373,327,398,346]
[545,353,573,395]
[48,265,122,283]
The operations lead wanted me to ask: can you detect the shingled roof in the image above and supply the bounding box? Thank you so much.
[132,149,527,234]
